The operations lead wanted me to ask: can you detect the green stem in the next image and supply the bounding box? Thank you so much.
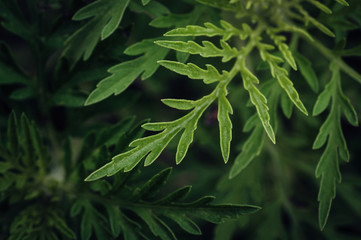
[306,38,361,84]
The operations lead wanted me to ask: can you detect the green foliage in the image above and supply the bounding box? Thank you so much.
[1,0,361,239]
[0,113,258,239]
[312,62,358,230]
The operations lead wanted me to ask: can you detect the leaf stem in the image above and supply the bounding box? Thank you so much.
[305,38,361,84]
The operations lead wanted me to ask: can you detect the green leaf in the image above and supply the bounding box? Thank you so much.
[335,0,349,6]
[268,33,297,70]
[176,122,196,164]
[274,66,308,115]
[0,59,28,86]
[312,62,356,229]
[9,87,35,100]
[313,84,332,116]
[63,0,130,65]
[217,88,233,163]
[163,212,201,235]
[131,168,172,201]
[85,40,168,105]
[164,21,247,40]
[181,204,261,224]
[0,0,32,41]
[158,60,226,84]
[155,40,239,62]
[7,111,19,155]
[294,52,319,92]
[132,208,176,240]
[308,0,332,14]
[161,99,197,110]
[154,186,192,204]
[229,123,264,178]
[240,61,275,143]
[280,91,294,118]
[129,1,169,18]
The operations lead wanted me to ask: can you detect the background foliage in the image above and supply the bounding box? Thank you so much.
[0,0,361,239]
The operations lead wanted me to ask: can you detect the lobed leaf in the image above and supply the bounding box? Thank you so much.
[313,62,356,229]
[155,40,239,62]
[158,60,226,84]
[240,62,275,143]
[85,40,168,105]
[164,21,246,40]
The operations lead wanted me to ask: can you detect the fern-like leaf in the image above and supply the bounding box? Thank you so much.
[85,39,168,105]
[312,62,358,230]
[155,40,239,62]
[164,21,249,40]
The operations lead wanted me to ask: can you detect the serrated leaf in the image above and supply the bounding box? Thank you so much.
[158,60,226,84]
[229,125,264,178]
[240,62,275,143]
[272,65,308,116]
[313,62,355,229]
[85,40,168,105]
[63,0,130,66]
[155,40,239,62]
[184,204,261,224]
[164,21,245,40]
[85,128,181,180]
[294,52,319,92]
[218,89,233,163]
